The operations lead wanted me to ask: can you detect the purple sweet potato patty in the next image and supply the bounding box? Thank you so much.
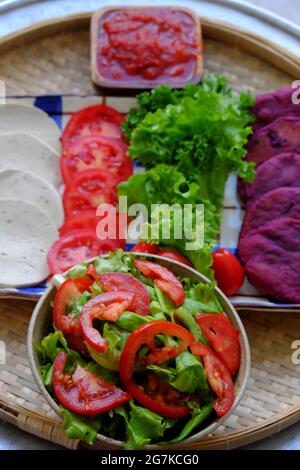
[246,116,300,164]
[238,152,300,203]
[239,187,300,240]
[238,217,300,302]
[253,87,300,130]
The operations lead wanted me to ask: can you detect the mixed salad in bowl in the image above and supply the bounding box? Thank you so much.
[31,250,248,449]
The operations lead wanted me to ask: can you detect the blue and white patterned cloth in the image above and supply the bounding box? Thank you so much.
[1,94,298,311]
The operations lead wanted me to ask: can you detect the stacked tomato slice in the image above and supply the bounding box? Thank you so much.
[47,104,133,274]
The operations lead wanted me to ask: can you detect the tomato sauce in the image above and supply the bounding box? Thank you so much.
[97,8,201,85]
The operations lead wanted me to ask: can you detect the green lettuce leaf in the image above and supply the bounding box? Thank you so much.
[183,280,223,314]
[148,351,211,397]
[118,164,219,278]
[123,74,254,210]
[167,403,214,444]
[59,406,101,446]
[124,401,176,450]
[174,307,207,345]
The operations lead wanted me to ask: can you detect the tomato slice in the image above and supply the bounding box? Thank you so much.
[80,291,135,352]
[130,242,158,254]
[52,352,130,415]
[60,209,128,243]
[120,320,195,418]
[47,229,124,274]
[190,343,234,417]
[196,314,241,376]
[134,259,184,306]
[53,278,90,336]
[59,211,98,236]
[98,272,150,316]
[157,249,192,267]
[63,169,118,218]
[61,105,125,150]
[212,249,245,296]
[53,278,93,354]
[61,134,132,184]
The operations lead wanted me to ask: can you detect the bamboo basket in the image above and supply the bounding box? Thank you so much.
[0,11,300,450]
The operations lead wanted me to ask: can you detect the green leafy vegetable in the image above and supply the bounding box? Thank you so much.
[174,307,207,345]
[118,164,219,277]
[124,401,176,450]
[167,403,213,444]
[115,311,152,331]
[125,76,254,208]
[183,279,223,314]
[59,406,101,446]
[94,249,135,275]
[148,351,211,397]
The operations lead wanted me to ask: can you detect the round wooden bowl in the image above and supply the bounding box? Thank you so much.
[27,253,251,449]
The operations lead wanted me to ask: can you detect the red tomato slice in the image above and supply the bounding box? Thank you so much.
[61,134,132,184]
[80,291,135,352]
[212,249,245,296]
[190,343,234,417]
[47,229,124,274]
[63,169,118,218]
[130,242,158,254]
[59,211,98,236]
[120,320,195,418]
[61,105,125,150]
[196,314,241,376]
[60,209,128,243]
[134,259,184,306]
[53,278,93,353]
[157,249,192,267]
[52,352,130,415]
[98,272,150,316]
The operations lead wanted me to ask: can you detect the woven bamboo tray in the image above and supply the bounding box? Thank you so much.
[0,11,300,450]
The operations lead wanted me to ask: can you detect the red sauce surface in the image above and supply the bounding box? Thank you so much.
[97,8,200,84]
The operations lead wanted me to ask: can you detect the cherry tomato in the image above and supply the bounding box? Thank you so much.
[157,249,192,267]
[61,105,125,150]
[212,249,245,296]
[63,169,118,218]
[52,352,130,415]
[130,242,158,254]
[134,259,184,306]
[196,314,241,376]
[61,135,132,185]
[190,343,234,417]
[120,320,195,418]
[52,278,92,353]
[80,291,135,352]
[47,229,124,274]
[98,272,150,316]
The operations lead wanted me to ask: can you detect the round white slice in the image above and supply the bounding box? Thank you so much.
[0,132,61,188]
[0,199,58,287]
[0,169,64,228]
[0,103,60,153]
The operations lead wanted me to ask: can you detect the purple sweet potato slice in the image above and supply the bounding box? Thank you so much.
[238,217,300,302]
[238,152,300,204]
[239,187,300,239]
[253,86,300,130]
[246,116,300,164]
